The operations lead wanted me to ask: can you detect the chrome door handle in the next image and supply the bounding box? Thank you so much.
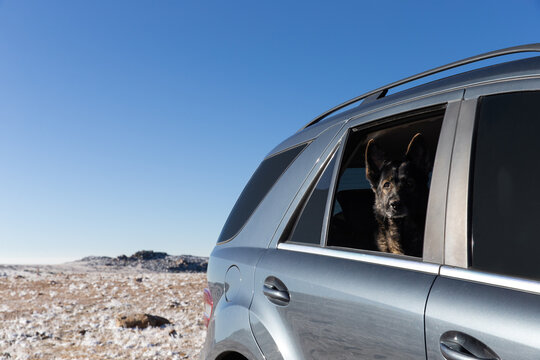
[440,331,500,360]
[263,285,290,303]
[263,276,290,306]
[440,342,496,360]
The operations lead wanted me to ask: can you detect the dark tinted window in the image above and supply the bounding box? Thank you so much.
[471,91,540,280]
[217,143,308,243]
[286,156,337,245]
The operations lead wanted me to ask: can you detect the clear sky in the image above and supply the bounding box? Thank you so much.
[1,1,539,264]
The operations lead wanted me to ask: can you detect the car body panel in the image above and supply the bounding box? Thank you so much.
[200,309,265,360]
[202,51,540,360]
[425,275,540,360]
[201,246,266,360]
[250,247,438,360]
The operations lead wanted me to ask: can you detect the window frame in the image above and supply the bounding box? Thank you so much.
[321,104,451,260]
[273,90,464,271]
[441,76,540,295]
[445,77,540,268]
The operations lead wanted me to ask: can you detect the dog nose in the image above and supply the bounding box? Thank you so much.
[390,200,401,210]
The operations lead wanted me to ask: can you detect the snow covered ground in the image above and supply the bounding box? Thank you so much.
[0,263,207,359]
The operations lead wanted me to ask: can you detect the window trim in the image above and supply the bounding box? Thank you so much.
[321,140,344,246]
[278,242,440,275]
[440,266,540,296]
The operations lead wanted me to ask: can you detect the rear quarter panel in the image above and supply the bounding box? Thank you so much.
[201,246,266,360]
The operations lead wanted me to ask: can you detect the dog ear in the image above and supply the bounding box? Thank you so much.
[405,133,430,174]
[365,138,385,189]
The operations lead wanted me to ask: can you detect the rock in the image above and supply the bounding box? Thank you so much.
[131,250,168,261]
[76,251,208,273]
[167,257,208,273]
[116,314,171,329]
[79,256,113,262]
[35,332,51,340]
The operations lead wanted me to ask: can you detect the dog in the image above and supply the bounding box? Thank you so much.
[364,133,430,257]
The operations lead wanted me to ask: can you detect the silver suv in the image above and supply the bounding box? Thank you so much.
[200,44,540,360]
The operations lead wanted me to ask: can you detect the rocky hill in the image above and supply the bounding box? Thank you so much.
[76,250,208,273]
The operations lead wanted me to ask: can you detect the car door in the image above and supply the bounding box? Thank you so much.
[249,96,462,360]
[425,83,540,359]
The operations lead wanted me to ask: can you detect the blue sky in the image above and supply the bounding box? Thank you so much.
[1,1,539,263]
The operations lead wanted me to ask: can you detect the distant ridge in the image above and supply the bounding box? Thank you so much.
[77,250,208,273]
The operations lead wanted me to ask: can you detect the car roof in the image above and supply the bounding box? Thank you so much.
[268,53,540,158]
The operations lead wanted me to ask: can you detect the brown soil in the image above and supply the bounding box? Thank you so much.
[0,266,207,359]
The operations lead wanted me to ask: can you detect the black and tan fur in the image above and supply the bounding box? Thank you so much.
[365,133,430,257]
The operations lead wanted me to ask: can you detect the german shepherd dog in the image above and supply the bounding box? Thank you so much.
[365,133,430,257]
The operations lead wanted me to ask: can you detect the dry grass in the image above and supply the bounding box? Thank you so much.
[0,265,207,359]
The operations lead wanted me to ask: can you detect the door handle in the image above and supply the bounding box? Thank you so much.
[263,276,290,306]
[440,342,494,360]
[440,331,499,360]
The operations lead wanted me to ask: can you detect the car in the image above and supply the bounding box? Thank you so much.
[200,44,540,360]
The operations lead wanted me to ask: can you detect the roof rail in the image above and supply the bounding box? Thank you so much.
[301,43,540,130]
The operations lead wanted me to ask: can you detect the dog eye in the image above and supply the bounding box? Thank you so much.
[383,181,391,188]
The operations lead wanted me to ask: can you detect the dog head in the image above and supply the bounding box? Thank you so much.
[365,133,430,220]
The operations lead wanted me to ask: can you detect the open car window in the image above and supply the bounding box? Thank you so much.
[326,107,444,258]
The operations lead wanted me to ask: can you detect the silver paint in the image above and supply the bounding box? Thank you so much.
[426,276,540,360]
[251,247,437,360]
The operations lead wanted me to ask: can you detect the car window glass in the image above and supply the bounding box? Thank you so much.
[327,108,444,258]
[471,91,540,280]
[285,155,337,246]
[217,142,308,244]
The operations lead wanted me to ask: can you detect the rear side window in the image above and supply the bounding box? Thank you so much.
[471,91,540,280]
[217,143,308,244]
[286,155,337,245]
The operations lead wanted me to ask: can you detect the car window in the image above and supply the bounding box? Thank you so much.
[471,91,540,280]
[217,142,308,244]
[285,155,337,245]
[327,107,444,258]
